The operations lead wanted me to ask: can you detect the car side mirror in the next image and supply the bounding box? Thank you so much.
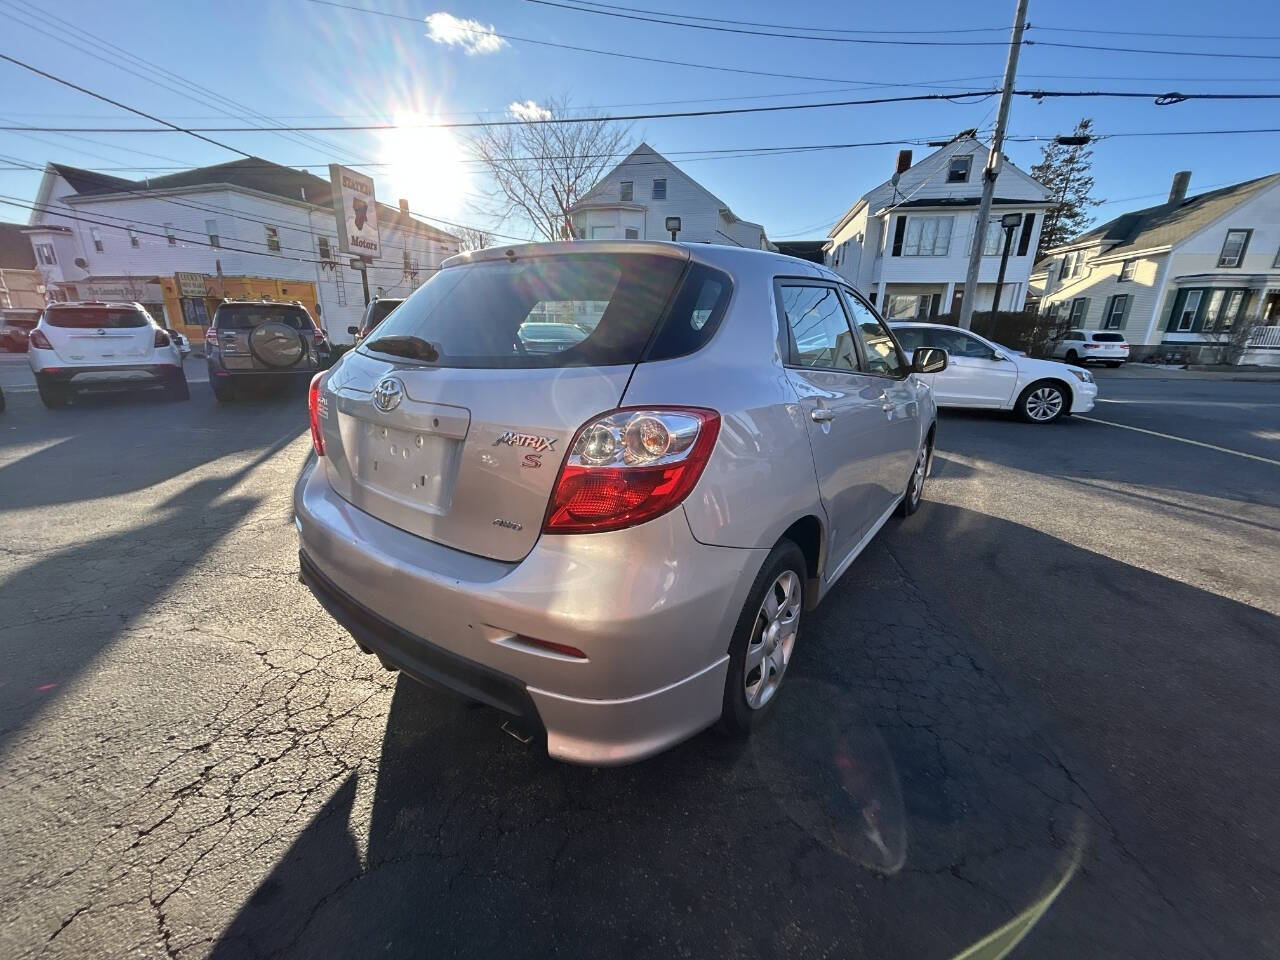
[347,325,359,335]
[991,351,1009,361]
[912,347,948,374]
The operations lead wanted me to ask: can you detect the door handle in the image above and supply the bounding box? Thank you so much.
[810,408,836,423]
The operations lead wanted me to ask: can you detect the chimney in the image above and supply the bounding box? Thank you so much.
[399,198,410,219]
[895,150,913,177]
[1168,171,1191,206]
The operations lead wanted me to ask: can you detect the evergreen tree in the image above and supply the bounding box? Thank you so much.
[1030,118,1103,260]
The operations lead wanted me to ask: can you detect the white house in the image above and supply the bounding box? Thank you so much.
[824,135,1051,320]
[569,144,772,249]
[1031,171,1280,363]
[21,159,459,343]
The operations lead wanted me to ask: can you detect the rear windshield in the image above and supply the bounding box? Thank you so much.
[215,304,313,331]
[4,316,37,329]
[1091,332,1126,342]
[363,253,693,368]
[45,306,149,329]
[362,300,403,333]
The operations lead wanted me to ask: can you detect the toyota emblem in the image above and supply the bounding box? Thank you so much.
[372,377,404,413]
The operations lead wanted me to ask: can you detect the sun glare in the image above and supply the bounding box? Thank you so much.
[378,114,471,221]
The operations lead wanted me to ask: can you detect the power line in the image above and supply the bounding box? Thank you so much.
[302,0,999,88]
[1026,40,1280,61]
[1031,24,1280,42]
[0,52,254,158]
[525,0,1012,46]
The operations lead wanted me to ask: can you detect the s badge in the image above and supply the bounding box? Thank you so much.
[522,454,542,469]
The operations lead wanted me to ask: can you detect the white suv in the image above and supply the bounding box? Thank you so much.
[1050,329,1129,367]
[28,301,189,408]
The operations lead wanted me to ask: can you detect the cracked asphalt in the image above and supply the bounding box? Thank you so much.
[1,364,1277,959]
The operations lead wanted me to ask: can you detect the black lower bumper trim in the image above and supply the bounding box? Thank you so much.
[298,550,543,728]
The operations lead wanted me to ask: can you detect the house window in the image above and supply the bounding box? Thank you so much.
[1059,253,1073,280]
[35,242,56,265]
[1176,289,1203,330]
[947,155,973,183]
[91,228,104,252]
[651,178,667,200]
[335,272,347,307]
[981,217,1006,256]
[205,219,220,248]
[900,215,953,256]
[264,226,280,252]
[317,236,331,260]
[624,228,639,239]
[1068,297,1088,324]
[1221,289,1244,331]
[1119,259,1136,282]
[620,180,633,202]
[128,228,140,248]
[1217,229,1251,267]
[1202,289,1226,330]
[165,223,177,246]
[1103,294,1128,329]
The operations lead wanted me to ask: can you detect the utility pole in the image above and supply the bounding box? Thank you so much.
[958,0,1029,330]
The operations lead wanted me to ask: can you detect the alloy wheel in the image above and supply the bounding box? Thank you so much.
[744,570,801,709]
[1025,387,1064,422]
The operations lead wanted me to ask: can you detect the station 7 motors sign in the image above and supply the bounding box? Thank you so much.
[329,164,381,259]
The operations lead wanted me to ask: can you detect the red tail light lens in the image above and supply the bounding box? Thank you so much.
[153,328,171,347]
[308,372,327,456]
[204,326,217,346]
[313,328,327,345]
[29,329,52,350]
[544,407,720,534]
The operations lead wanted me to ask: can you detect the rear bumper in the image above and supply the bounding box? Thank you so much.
[34,363,180,387]
[294,457,761,765]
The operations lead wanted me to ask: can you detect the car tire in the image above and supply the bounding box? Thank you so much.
[718,539,807,737]
[1065,349,1080,363]
[36,377,69,409]
[165,370,191,402]
[1016,380,1068,424]
[897,434,933,517]
[1107,361,1123,368]
[211,379,236,403]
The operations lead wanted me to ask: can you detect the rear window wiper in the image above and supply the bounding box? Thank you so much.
[365,335,441,362]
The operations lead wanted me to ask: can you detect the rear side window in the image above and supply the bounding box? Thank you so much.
[45,306,148,329]
[215,304,313,330]
[1091,332,1126,342]
[892,327,925,353]
[644,262,732,361]
[778,284,857,371]
[363,299,403,333]
[364,253,687,368]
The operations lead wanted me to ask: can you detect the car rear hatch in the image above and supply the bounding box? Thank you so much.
[1089,333,1128,356]
[317,246,692,562]
[213,303,318,370]
[42,305,155,365]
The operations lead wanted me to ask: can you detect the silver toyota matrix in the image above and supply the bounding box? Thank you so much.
[295,241,947,764]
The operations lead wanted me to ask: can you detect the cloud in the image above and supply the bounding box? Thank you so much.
[424,12,507,54]
[508,100,552,122]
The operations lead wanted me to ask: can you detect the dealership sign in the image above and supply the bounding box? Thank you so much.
[329,163,381,259]
[175,272,207,298]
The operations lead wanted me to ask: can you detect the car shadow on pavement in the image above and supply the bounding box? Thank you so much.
[0,433,295,753]
[204,498,1280,960]
[0,388,305,510]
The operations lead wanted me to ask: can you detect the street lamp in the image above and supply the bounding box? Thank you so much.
[665,216,681,241]
[992,212,1023,313]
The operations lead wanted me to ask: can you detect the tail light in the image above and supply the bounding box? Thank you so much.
[29,329,52,350]
[313,328,327,346]
[308,372,327,456]
[154,328,171,347]
[204,326,217,349]
[1083,343,1100,349]
[544,407,720,534]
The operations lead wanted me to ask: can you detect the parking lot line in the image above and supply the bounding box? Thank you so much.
[1076,415,1280,467]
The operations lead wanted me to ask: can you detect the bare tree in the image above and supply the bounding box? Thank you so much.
[456,226,493,252]
[1206,312,1267,366]
[470,97,632,242]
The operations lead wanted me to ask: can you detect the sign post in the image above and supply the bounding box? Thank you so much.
[329,164,381,306]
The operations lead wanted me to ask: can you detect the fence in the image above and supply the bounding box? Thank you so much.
[929,309,1070,359]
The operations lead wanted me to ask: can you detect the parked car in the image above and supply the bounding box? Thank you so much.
[890,322,1096,423]
[205,299,328,401]
[347,297,404,346]
[296,241,947,765]
[1049,329,1129,367]
[0,309,40,351]
[27,301,189,408]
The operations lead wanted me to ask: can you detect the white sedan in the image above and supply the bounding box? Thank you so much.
[890,322,1096,424]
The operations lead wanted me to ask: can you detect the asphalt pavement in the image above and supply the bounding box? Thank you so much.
[0,359,1277,959]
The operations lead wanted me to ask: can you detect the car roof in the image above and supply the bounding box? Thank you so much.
[49,300,146,309]
[442,239,841,284]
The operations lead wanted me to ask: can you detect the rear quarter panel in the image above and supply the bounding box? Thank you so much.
[621,267,825,553]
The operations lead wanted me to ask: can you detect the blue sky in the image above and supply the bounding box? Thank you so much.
[2,0,1279,241]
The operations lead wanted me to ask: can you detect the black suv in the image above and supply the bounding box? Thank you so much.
[205,300,329,401]
[347,297,404,346]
